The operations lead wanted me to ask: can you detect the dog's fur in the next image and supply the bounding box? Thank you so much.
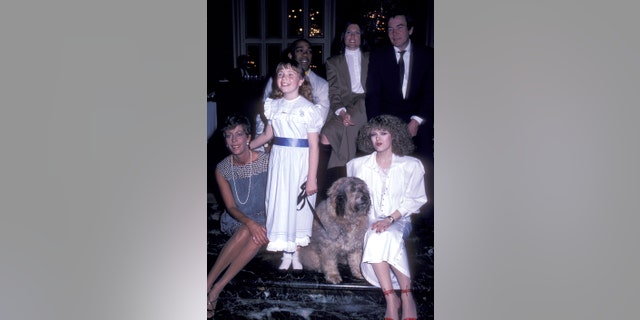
[298,177,371,284]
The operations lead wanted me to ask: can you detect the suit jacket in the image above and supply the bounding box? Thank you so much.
[326,52,369,118]
[366,43,433,124]
[321,51,369,168]
[365,42,434,156]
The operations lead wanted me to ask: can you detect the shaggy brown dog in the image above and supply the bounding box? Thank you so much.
[298,177,371,284]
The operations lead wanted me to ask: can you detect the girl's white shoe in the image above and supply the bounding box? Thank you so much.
[278,252,293,270]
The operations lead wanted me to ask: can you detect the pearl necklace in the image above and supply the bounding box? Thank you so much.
[230,152,252,205]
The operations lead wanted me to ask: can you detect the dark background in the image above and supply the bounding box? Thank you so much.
[208,0,433,93]
[207,0,434,199]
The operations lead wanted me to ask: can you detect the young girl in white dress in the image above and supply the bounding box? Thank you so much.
[346,115,427,320]
[249,58,323,271]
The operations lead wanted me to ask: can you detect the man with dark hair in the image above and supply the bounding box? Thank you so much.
[366,9,434,214]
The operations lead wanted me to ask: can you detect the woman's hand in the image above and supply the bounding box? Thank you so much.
[247,220,269,245]
[341,112,354,126]
[371,218,393,233]
[407,119,420,137]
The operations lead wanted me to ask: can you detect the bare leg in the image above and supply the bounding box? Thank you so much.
[372,262,401,320]
[390,265,417,320]
[207,226,262,302]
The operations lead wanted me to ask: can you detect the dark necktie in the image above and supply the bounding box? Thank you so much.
[398,50,406,96]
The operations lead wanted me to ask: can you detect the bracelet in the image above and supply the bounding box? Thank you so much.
[386,215,394,224]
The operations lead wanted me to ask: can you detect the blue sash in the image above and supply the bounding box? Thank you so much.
[273,137,309,147]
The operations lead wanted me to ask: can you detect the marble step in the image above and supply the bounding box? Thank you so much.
[210,254,433,319]
[207,207,434,318]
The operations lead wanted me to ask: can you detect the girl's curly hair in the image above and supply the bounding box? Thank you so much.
[268,58,313,102]
[357,115,415,156]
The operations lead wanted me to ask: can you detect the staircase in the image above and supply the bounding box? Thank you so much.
[208,202,433,319]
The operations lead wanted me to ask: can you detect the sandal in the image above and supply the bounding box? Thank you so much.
[401,289,417,320]
[207,293,217,319]
[383,289,400,320]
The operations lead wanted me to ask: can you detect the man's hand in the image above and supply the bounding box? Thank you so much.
[408,119,420,137]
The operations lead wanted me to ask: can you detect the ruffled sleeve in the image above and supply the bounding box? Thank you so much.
[307,103,324,133]
[263,98,274,123]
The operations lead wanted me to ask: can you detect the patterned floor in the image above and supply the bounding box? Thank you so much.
[207,197,433,319]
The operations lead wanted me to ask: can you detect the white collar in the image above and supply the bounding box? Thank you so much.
[345,48,360,56]
[395,41,412,54]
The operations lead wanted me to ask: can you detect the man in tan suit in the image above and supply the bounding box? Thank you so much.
[317,21,370,203]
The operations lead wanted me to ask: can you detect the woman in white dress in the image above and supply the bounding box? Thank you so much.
[346,115,427,320]
[250,58,323,271]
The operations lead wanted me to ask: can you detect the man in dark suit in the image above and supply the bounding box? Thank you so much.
[366,10,434,158]
[366,9,434,215]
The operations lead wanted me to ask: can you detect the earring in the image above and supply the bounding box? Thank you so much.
[247,142,250,146]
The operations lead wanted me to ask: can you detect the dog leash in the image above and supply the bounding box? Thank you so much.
[296,181,327,231]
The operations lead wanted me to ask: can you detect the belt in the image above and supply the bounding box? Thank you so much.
[273,137,309,147]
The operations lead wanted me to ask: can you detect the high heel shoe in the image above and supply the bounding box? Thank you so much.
[401,289,417,320]
[383,289,400,320]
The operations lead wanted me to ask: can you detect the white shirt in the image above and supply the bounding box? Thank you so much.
[394,41,424,125]
[395,41,411,99]
[347,152,427,222]
[345,48,364,94]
